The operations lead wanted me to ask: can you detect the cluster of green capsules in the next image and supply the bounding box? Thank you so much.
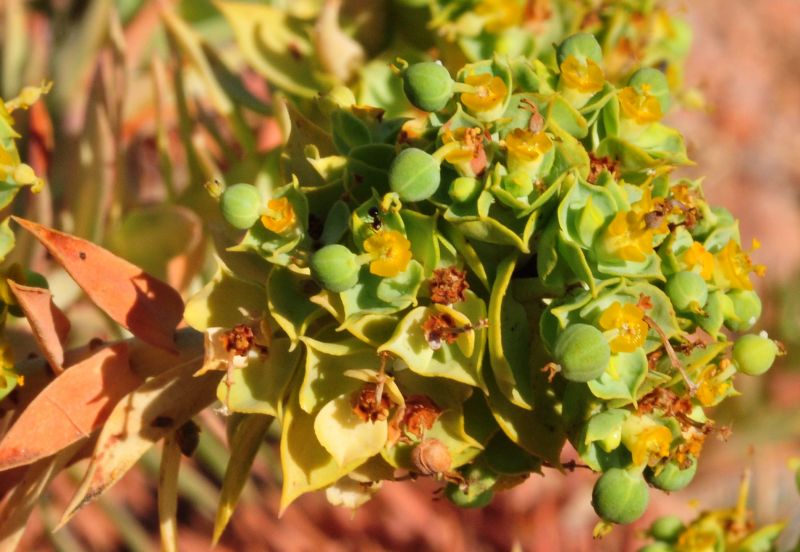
[194,31,779,524]
[638,469,785,552]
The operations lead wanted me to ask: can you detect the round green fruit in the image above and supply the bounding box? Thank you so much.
[554,324,610,382]
[389,148,441,202]
[725,290,762,332]
[402,62,454,112]
[649,515,685,543]
[646,458,697,492]
[666,271,708,312]
[309,245,361,293]
[557,33,603,65]
[592,468,650,524]
[733,334,778,376]
[220,183,261,230]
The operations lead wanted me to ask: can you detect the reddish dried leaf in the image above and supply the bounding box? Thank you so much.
[12,217,183,352]
[0,343,140,471]
[59,353,218,526]
[8,281,70,373]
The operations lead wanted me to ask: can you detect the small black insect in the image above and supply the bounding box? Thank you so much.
[368,207,382,231]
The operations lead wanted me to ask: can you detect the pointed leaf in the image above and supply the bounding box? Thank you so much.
[213,414,273,544]
[59,353,218,526]
[0,343,137,471]
[8,281,70,373]
[13,217,184,352]
[0,441,83,551]
[158,432,181,552]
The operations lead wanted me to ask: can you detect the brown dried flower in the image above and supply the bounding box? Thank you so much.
[429,266,469,305]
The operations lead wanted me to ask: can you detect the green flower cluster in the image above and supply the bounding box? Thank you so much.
[0,82,50,397]
[638,471,785,551]
[217,0,694,119]
[188,32,778,524]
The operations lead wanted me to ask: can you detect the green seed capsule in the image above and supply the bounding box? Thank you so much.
[389,148,441,202]
[309,244,361,293]
[555,324,610,382]
[220,183,262,230]
[592,468,650,524]
[649,515,685,543]
[725,290,762,332]
[666,271,708,312]
[733,334,778,376]
[449,176,481,203]
[402,62,454,112]
[646,457,697,492]
[557,33,603,65]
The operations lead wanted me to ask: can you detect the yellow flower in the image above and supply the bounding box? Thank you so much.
[618,85,663,124]
[696,364,731,407]
[675,525,720,552]
[460,73,508,113]
[505,128,553,164]
[714,239,765,291]
[475,0,523,32]
[630,425,672,466]
[261,197,296,233]
[363,230,412,277]
[602,188,666,262]
[599,301,649,353]
[603,210,653,262]
[559,55,604,94]
[441,127,486,176]
[684,242,715,280]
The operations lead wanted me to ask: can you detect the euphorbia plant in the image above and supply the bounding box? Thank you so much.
[195,29,778,530]
[0,1,783,550]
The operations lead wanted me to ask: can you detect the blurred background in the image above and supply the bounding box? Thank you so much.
[3,0,800,550]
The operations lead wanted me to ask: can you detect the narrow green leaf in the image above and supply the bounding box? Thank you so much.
[213,414,273,545]
[158,432,182,552]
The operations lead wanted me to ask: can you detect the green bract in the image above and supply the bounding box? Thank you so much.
[402,62,454,112]
[592,468,650,524]
[220,183,262,230]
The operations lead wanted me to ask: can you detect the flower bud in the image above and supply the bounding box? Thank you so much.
[592,468,650,524]
[666,271,708,312]
[733,334,778,376]
[309,244,361,293]
[725,289,762,332]
[648,515,685,543]
[389,148,441,202]
[449,176,481,203]
[220,183,261,230]
[554,323,610,382]
[645,457,697,492]
[402,62,454,112]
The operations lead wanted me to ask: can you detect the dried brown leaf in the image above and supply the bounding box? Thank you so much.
[12,217,184,353]
[58,350,218,527]
[8,281,70,373]
[0,343,137,471]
